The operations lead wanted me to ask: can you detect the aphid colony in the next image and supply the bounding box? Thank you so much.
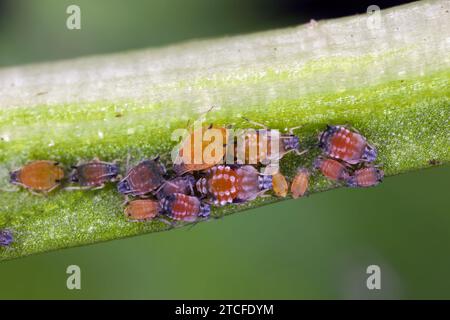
[315,125,384,187]
[1,124,383,246]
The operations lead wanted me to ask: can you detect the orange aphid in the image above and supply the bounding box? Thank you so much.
[272,172,288,198]
[10,160,64,193]
[291,168,309,199]
[314,157,350,181]
[124,199,160,221]
[174,125,228,175]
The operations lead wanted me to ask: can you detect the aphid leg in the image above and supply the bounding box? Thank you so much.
[64,186,93,191]
[154,180,171,194]
[293,148,309,156]
[111,174,122,182]
[121,196,131,206]
[186,216,209,231]
[256,189,272,198]
[29,189,45,197]
[242,117,268,129]
[90,184,106,191]
[0,187,19,192]
[188,182,195,195]
[158,217,175,229]
[125,152,132,171]
[288,126,302,134]
[46,182,62,194]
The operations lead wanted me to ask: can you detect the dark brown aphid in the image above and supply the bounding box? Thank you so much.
[156,175,195,199]
[10,160,64,193]
[428,159,441,166]
[290,168,309,199]
[314,157,350,181]
[160,193,210,222]
[68,159,119,190]
[347,166,384,188]
[124,199,160,221]
[319,125,377,164]
[117,158,166,196]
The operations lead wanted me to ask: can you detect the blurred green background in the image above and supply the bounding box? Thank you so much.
[0,0,448,299]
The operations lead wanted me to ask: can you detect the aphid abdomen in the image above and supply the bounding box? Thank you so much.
[272,172,288,197]
[235,165,271,202]
[11,160,64,192]
[347,167,384,187]
[319,126,368,164]
[175,126,227,174]
[204,165,241,206]
[160,194,210,222]
[77,163,116,186]
[125,200,160,221]
[118,159,165,196]
[315,157,350,181]
[156,175,195,199]
[329,128,365,163]
[291,168,309,199]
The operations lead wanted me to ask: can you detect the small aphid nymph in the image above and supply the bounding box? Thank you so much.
[10,160,64,193]
[314,157,350,181]
[124,199,160,221]
[319,125,377,164]
[272,172,288,198]
[237,118,307,165]
[347,166,384,188]
[291,168,310,199]
[160,193,210,222]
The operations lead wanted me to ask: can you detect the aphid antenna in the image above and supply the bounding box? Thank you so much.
[0,187,18,192]
[241,117,268,129]
[293,148,309,156]
[121,195,131,207]
[186,220,200,231]
[29,189,46,197]
[90,184,106,191]
[185,216,210,231]
[64,186,94,191]
[288,125,302,134]
[157,217,175,229]
[125,151,132,171]
[154,181,169,194]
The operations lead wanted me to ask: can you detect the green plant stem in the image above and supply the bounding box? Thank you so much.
[0,0,449,261]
